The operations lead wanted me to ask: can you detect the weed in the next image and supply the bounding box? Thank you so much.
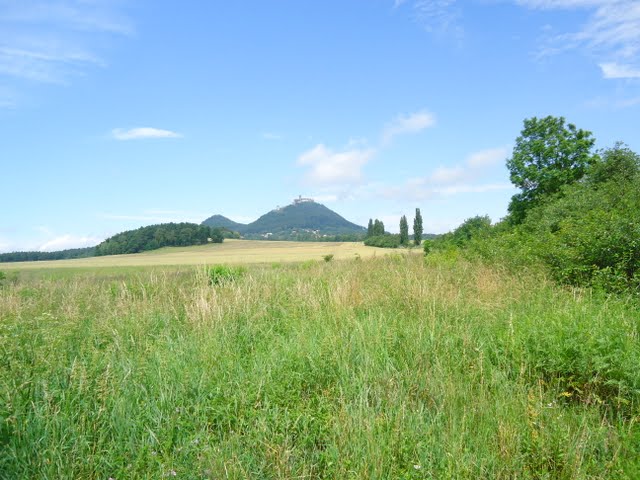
[207,265,245,285]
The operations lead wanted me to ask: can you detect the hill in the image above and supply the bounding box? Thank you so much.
[200,214,245,231]
[202,198,366,240]
[95,223,223,256]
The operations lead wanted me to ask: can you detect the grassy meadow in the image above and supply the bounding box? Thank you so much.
[1,251,640,478]
[0,239,387,270]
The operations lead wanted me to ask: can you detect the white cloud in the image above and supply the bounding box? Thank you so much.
[586,94,640,108]
[381,110,436,144]
[0,2,133,35]
[395,1,463,37]
[599,62,640,79]
[518,1,640,61]
[39,234,102,252]
[432,183,514,195]
[297,110,434,190]
[380,145,514,201]
[428,146,509,184]
[297,144,375,186]
[465,146,510,168]
[310,194,339,203]
[111,127,183,140]
[429,165,466,183]
[0,1,132,87]
[100,209,206,224]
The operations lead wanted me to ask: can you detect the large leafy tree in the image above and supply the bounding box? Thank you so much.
[413,208,423,245]
[507,116,599,223]
[399,215,409,245]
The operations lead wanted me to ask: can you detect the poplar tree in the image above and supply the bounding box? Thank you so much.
[399,215,409,245]
[413,208,423,246]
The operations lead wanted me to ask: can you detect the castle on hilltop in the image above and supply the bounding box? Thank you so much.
[293,195,314,205]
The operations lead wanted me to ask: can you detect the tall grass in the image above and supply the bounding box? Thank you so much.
[1,256,639,478]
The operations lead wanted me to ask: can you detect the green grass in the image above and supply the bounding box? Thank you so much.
[1,256,639,478]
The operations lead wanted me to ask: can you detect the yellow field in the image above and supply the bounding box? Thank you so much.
[0,239,414,269]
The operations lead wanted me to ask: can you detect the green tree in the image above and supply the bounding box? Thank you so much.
[413,208,423,246]
[399,215,409,245]
[373,219,385,236]
[451,215,491,246]
[367,218,374,238]
[589,142,640,186]
[506,116,599,223]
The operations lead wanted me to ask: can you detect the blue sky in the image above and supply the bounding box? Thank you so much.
[1,0,639,252]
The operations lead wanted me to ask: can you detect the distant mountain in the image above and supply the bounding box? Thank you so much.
[202,198,366,240]
[201,214,245,231]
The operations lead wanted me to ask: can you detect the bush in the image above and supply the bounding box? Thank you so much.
[364,234,401,248]
[208,265,246,285]
[323,254,334,262]
[422,239,432,255]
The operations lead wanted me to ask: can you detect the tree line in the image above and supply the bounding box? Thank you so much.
[425,115,640,296]
[364,209,423,248]
[0,246,96,263]
[95,223,225,256]
[0,223,230,263]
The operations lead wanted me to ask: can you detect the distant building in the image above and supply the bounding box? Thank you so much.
[293,195,314,205]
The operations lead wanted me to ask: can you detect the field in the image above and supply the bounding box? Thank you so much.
[1,248,640,478]
[0,239,388,270]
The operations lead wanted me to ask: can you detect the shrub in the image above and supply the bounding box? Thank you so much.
[208,265,245,285]
[323,254,334,262]
[422,239,432,256]
[364,234,401,248]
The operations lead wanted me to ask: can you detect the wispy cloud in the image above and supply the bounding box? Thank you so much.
[517,1,640,72]
[298,144,375,186]
[466,146,510,168]
[428,146,509,185]
[431,183,513,195]
[297,110,434,189]
[380,146,512,200]
[0,45,103,84]
[39,234,102,252]
[0,1,132,92]
[599,62,640,79]
[100,209,211,224]
[381,110,436,145]
[111,127,183,140]
[0,1,134,35]
[394,1,463,38]
[310,194,339,203]
[585,93,640,109]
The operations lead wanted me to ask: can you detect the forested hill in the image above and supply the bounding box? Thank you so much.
[202,200,366,240]
[0,247,96,263]
[0,223,230,263]
[94,223,224,256]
